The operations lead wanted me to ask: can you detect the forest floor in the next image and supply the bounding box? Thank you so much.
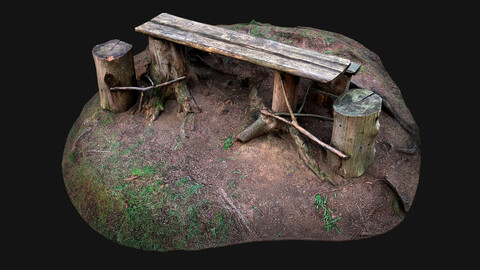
[62,22,420,252]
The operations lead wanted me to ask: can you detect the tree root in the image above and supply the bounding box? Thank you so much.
[236,86,336,185]
[288,126,335,185]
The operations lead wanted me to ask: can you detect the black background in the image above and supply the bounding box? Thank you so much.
[13,0,453,266]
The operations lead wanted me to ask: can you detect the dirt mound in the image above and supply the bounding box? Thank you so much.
[62,23,420,251]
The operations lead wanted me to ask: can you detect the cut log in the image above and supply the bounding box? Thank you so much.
[272,71,299,112]
[147,36,198,119]
[92,39,138,113]
[327,89,382,178]
[237,114,279,142]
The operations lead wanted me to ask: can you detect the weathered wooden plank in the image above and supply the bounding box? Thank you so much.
[150,13,350,73]
[346,61,361,74]
[136,13,351,83]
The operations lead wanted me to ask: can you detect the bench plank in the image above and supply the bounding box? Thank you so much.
[136,13,351,83]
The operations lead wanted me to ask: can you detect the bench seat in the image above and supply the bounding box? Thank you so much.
[135,13,351,83]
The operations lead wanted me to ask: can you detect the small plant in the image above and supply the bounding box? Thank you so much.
[314,194,342,234]
[223,134,234,150]
[131,165,156,177]
[174,135,182,151]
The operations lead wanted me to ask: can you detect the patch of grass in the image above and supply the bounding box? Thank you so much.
[131,165,157,177]
[249,19,262,25]
[324,37,337,45]
[302,30,311,38]
[314,194,342,234]
[223,134,234,150]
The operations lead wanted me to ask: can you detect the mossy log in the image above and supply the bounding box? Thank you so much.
[92,39,138,113]
[146,36,198,120]
[327,89,382,178]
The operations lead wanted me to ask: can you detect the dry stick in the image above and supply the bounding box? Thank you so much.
[277,78,349,160]
[297,84,311,114]
[310,87,339,100]
[261,110,349,159]
[274,112,333,122]
[279,78,297,125]
[109,76,186,91]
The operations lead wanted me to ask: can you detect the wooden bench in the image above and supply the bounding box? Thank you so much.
[135,13,359,113]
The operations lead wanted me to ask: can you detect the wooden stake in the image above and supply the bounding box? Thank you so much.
[272,71,299,112]
[92,39,138,113]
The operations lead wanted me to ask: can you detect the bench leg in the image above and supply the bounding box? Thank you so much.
[272,71,299,112]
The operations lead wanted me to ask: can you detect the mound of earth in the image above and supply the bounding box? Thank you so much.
[62,22,420,252]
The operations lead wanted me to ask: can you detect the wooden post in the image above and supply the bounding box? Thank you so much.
[272,71,299,112]
[327,89,382,178]
[147,36,198,116]
[92,39,137,113]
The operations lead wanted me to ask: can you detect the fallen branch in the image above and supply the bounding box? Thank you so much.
[274,112,333,122]
[261,110,349,160]
[297,84,311,114]
[109,76,186,91]
[310,87,339,101]
[276,79,348,159]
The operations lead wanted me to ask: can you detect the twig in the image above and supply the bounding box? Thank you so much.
[297,84,311,114]
[276,79,348,159]
[124,176,139,181]
[356,204,371,235]
[261,110,349,159]
[84,149,111,153]
[274,112,333,122]
[279,78,297,124]
[310,87,339,100]
[109,76,186,91]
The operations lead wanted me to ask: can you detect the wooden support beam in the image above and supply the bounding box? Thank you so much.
[272,71,299,112]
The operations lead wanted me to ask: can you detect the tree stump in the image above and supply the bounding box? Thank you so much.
[146,36,198,120]
[92,39,137,113]
[271,71,299,112]
[327,89,382,178]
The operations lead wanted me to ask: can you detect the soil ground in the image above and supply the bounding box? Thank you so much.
[62,24,420,252]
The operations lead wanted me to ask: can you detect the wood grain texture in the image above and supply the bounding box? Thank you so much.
[272,71,299,112]
[148,36,197,114]
[136,13,351,83]
[327,89,382,178]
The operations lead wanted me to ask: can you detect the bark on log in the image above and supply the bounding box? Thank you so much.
[147,36,198,118]
[327,89,382,178]
[272,71,299,112]
[92,39,137,113]
[237,114,279,142]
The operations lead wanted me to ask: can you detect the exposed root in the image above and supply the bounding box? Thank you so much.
[288,126,336,185]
